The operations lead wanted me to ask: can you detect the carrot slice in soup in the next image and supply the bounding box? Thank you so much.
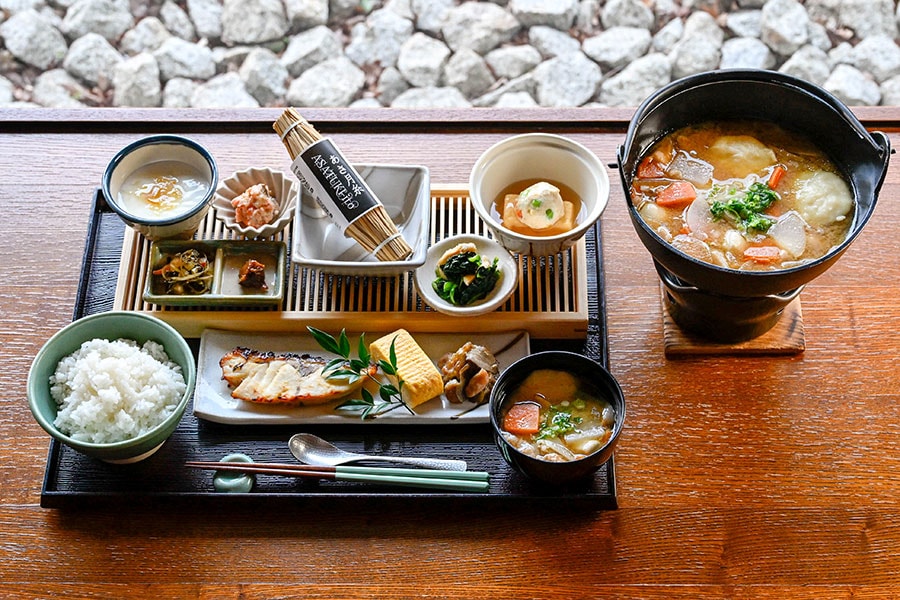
[503,402,541,436]
[656,181,697,208]
[637,156,666,178]
[744,245,782,264]
[767,166,786,189]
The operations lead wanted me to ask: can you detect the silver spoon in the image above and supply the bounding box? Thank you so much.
[289,433,468,472]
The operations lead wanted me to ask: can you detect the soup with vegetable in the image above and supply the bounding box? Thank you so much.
[631,121,854,271]
[499,369,615,463]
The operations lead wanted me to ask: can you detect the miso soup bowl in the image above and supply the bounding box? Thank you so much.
[489,351,626,486]
[470,133,610,256]
[617,69,890,342]
[102,135,218,240]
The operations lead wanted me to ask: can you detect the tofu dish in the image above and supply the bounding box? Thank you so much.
[631,120,855,271]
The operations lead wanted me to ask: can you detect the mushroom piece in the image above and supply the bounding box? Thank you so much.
[438,342,499,404]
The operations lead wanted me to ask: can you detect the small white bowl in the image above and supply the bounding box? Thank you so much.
[213,167,297,239]
[414,234,518,317]
[469,133,610,256]
[102,135,218,240]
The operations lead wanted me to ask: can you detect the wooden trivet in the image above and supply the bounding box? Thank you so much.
[660,284,805,357]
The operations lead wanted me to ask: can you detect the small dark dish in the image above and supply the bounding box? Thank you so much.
[617,69,890,342]
[489,351,626,485]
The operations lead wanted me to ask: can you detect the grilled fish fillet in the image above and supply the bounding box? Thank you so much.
[219,347,368,405]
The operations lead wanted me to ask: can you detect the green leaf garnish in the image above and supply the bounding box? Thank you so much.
[308,326,410,420]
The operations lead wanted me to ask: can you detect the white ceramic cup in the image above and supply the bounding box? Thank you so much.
[469,133,610,256]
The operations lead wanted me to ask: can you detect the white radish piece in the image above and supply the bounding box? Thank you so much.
[769,210,808,257]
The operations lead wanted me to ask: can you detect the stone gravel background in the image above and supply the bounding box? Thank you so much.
[1,0,899,109]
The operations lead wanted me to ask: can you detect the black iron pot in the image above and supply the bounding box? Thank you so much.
[617,70,890,342]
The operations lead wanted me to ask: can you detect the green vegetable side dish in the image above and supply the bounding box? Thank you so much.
[432,248,502,307]
[709,181,779,233]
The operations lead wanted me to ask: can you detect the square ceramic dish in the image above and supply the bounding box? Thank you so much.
[291,164,430,276]
[143,240,286,306]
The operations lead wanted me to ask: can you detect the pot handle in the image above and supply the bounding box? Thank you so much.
[870,131,892,196]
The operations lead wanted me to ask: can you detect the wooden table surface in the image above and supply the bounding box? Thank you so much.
[2,107,899,598]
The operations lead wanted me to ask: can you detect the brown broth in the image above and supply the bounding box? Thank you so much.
[492,178,583,237]
[632,121,854,271]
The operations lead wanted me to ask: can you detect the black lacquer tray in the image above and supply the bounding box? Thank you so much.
[40,190,616,508]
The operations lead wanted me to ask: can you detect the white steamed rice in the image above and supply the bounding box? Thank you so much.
[49,338,186,444]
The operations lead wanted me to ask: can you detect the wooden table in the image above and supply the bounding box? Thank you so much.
[3,108,899,598]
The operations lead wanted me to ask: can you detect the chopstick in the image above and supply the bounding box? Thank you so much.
[186,461,490,492]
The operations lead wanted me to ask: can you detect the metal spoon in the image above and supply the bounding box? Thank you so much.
[289,433,468,472]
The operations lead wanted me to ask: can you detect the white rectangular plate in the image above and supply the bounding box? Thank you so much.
[194,329,530,425]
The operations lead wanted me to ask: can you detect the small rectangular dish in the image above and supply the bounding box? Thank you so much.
[291,164,430,276]
[143,240,286,306]
[194,328,530,425]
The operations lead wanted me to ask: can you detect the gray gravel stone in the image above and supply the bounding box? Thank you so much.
[670,11,723,79]
[239,47,288,106]
[211,46,250,73]
[346,8,413,67]
[652,17,683,54]
[187,0,223,40]
[411,0,453,35]
[153,37,216,81]
[221,0,288,46]
[824,63,881,106]
[63,32,122,86]
[720,37,775,70]
[494,90,537,107]
[443,47,495,98]
[839,0,897,39]
[760,0,809,56]
[849,35,900,84]
[879,75,900,106]
[32,68,87,106]
[60,0,132,42]
[391,85,472,107]
[485,44,542,79]
[162,77,196,107]
[442,2,520,55]
[160,1,196,41]
[598,52,670,107]
[473,72,535,106]
[285,0,328,30]
[376,66,409,105]
[725,10,762,39]
[582,26,652,71]
[0,9,67,69]
[287,56,365,107]
[397,32,451,87]
[3,0,900,109]
[191,72,259,107]
[509,0,577,30]
[528,25,580,58]
[532,51,601,107]
[779,44,832,86]
[113,52,160,107]
[600,0,654,29]
[280,25,340,77]
[120,17,170,56]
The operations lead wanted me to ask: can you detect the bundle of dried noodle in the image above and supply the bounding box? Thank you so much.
[274,108,412,262]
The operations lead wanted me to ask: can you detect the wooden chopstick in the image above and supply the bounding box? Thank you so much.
[185,461,490,492]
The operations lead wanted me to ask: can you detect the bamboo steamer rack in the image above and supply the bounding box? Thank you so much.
[112,184,590,339]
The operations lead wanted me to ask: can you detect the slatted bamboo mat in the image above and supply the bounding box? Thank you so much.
[113,185,590,338]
